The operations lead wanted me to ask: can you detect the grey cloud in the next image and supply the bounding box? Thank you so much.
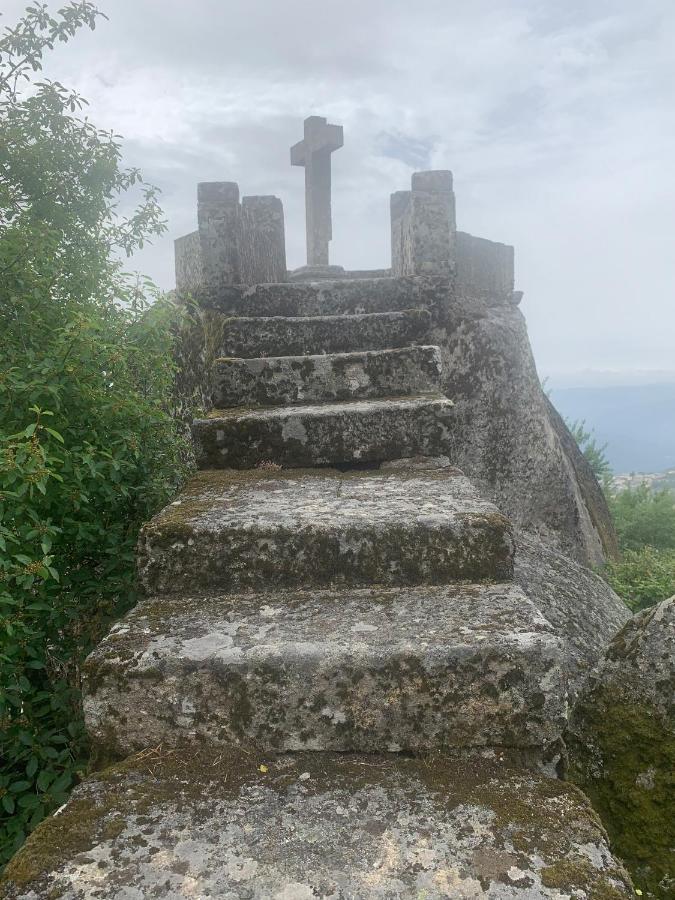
[2,0,674,378]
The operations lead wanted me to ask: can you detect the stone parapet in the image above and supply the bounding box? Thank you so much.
[456,230,514,302]
[175,182,287,294]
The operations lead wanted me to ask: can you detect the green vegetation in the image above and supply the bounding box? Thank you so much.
[566,419,613,485]
[0,3,188,865]
[568,419,675,613]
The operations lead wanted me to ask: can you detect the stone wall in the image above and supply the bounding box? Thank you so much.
[455,231,514,302]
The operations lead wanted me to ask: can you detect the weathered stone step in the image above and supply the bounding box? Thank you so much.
[212,345,443,408]
[1,749,634,899]
[137,466,514,594]
[84,583,565,757]
[200,274,440,317]
[217,308,431,357]
[193,394,453,469]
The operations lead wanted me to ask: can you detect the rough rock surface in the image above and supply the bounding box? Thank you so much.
[212,345,442,407]
[567,598,675,897]
[218,308,431,357]
[137,468,515,594]
[0,750,634,899]
[83,583,566,757]
[193,394,453,469]
[513,530,630,701]
[175,275,617,568]
[431,292,615,567]
[198,275,440,317]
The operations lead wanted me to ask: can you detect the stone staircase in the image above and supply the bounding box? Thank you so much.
[1,277,634,898]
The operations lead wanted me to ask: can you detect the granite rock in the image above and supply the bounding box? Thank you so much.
[137,468,515,595]
[0,750,634,899]
[217,308,431,357]
[514,530,630,701]
[83,583,566,757]
[211,345,442,407]
[193,394,454,469]
[567,597,675,897]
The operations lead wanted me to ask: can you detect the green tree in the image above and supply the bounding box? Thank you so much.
[0,2,187,863]
[566,419,613,485]
[607,484,675,552]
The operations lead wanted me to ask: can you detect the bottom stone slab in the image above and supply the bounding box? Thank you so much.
[1,750,634,899]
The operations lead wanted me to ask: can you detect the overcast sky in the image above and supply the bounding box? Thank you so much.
[5,0,675,384]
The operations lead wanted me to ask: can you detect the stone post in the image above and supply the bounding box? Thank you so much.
[391,170,456,278]
[239,196,287,285]
[197,181,241,291]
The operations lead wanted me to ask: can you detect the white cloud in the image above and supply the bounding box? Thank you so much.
[3,0,674,377]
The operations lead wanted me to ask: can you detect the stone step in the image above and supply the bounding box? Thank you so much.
[193,394,453,469]
[2,749,634,899]
[83,583,566,758]
[212,345,443,408]
[200,274,440,317]
[137,466,514,595]
[217,308,431,357]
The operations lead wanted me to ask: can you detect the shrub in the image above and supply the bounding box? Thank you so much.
[607,484,675,552]
[0,3,187,864]
[603,547,675,613]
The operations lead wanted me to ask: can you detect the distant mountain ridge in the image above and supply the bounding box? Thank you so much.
[550,383,675,474]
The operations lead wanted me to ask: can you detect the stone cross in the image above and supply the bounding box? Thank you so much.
[291,115,343,266]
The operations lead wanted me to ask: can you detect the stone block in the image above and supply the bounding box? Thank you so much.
[197,181,241,290]
[239,195,287,285]
[391,171,456,278]
[201,276,440,317]
[212,345,443,407]
[1,750,634,898]
[137,467,515,594]
[411,169,454,192]
[193,394,454,469]
[174,230,203,295]
[83,584,566,756]
[456,230,514,301]
[216,308,431,357]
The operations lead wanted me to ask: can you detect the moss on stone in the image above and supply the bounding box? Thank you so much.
[568,694,674,898]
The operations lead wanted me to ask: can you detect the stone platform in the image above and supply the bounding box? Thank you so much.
[212,345,442,407]
[83,583,565,756]
[0,750,633,899]
[216,308,431,357]
[193,395,453,469]
[137,467,515,594]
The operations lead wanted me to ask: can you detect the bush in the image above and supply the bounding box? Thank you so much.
[0,3,187,864]
[607,484,675,552]
[603,547,675,613]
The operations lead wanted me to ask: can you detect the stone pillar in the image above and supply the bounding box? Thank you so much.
[239,196,287,285]
[391,170,456,278]
[197,181,241,291]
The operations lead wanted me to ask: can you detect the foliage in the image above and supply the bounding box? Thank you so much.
[603,547,675,613]
[0,3,187,865]
[566,419,613,485]
[607,484,675,553]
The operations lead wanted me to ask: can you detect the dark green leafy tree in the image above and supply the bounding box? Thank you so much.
[0,3,187,863]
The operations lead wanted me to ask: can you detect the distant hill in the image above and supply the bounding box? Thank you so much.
[549,383,675,474]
